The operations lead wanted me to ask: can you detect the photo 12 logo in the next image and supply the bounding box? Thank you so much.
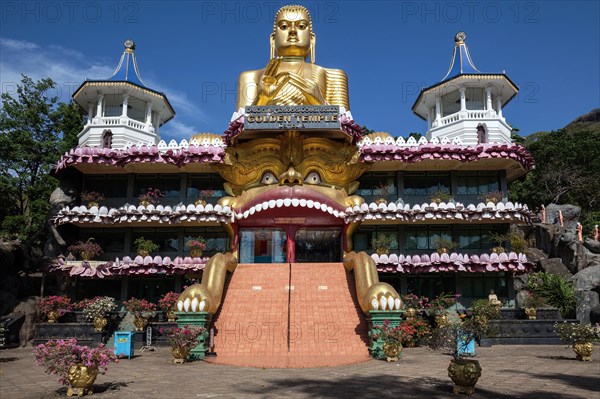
[1,1,140,24]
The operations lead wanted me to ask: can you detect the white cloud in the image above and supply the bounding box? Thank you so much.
[160,120,198,142]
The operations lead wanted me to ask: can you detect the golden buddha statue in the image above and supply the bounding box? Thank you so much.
[236,5,350,109]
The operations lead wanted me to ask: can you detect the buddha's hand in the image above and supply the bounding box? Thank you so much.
[256,57,283,105]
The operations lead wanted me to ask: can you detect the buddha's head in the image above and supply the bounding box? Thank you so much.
[271,5,315,60]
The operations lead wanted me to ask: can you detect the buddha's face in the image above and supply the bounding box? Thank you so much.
[273,9,312,57]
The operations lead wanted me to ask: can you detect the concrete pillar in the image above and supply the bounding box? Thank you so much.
[497,96,503,117]
[96,94,103,118]
[121,94,129,117]
[87,103,94,125]
[459,87,466,111]
[435,96,441,122]
[486,87,492,111]
[145,101,153,125]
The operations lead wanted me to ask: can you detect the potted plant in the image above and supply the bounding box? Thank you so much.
[427,316,488,395]
[123,298,156,331]
[33,338,117,397]
[374,182,393,205]
[138,187,163,206]
[470,298,500,328]
[68,238,103,261]
[158,292,181,322]
[430,189,453,204]
[133,237,159,257]
[39,296,73,323]
[554,322,600,361]
[159,325,206,363]
[82,297,117,332]
[434,237,458,254]
[185,236,207,258]
[371,319,408,362]
[195,189,215,206]
[80,191,105,208]
[371,233,393,255]
[479,190,503,204]
[430,292,458,326]
[521,290,545,320]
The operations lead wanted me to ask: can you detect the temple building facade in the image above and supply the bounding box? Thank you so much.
[50,6,534,366]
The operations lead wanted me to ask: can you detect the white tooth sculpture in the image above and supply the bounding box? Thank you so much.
[394,298,401,310]
[191,297,199,312]
[177,300,183,312]
[199,300,206,312]
[387,296,394,310]
[379,296,387,311]
[371,298,379,310]
[183,298,191,312]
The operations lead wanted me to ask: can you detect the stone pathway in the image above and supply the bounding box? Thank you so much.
[1,345,599,398]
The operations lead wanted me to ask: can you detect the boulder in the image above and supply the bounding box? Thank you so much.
[570,265,600,291]
[539,258,572,278]
[575,291,600,324]
[546,203,581,231]
[584,238,600,254]
[513,274,529,291]
[12,297,40,347]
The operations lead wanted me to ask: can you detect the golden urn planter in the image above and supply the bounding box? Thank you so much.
[190,249,203,258]
[66,364,98,397]
[572,342,593,361]
[194,199,207,206]
[447,358,482,395]
[171,346,191,364]
[405,307,417,319]
[524,307,537,320]
[382,342,402,362]
[435,314,449,326]
[92,316,108,332]
[47,311,60,323]
[166,310,176,322]
[133,316,149,332]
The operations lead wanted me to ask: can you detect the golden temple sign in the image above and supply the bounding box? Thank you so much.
[274,217,307,224]
[244,105,340,130]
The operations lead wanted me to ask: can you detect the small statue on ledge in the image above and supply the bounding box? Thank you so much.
[541,204,546,224]
[488,289,502,307]
[577,222,583,241]
[594,225,599,241]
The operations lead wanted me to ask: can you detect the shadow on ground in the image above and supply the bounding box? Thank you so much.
[53,381,129,397]
[236,375,595,399]
[0,357,17,363]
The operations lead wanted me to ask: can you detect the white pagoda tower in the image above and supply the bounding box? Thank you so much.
[412,32,518,145]
[72,39,175,149]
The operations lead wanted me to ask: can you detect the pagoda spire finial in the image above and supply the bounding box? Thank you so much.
[108,39,146,86]
[442,31,480,81]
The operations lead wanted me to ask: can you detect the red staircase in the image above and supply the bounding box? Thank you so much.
[207,263,370,368]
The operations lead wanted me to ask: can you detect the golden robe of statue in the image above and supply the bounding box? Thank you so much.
[236,5,350,110]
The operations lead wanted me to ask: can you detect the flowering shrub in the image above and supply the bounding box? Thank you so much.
[82,297,117,321]
[158,292,180,311]
[554,322,600,344]
[479,190,503,204]
[185,236,207,252]
[399,317,432,345]
[33,339,117,385]
[123,298,156,317]
[521,290,546,308]
[372,320,413,345]
[138,188,163,204]
[402,293,429,309]
[80,191,105,203]
[429,292,458,315]
[39,296,72,317]
[74,297,101,310]
[67,238,103,260]
[160,325,206,350]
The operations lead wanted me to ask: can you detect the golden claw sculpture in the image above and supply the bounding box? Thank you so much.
[343,251,402,313]
[177,252,237,314]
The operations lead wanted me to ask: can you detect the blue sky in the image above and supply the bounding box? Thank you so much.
[1,1,599,142]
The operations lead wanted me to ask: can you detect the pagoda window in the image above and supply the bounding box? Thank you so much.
[403,172,450,203]
[404,226,452,254]
[135,174,181,204]
[83,175,128,205]
[127,97,146,122]
[455,171,500,203]
[441,90,460,117]
[356,172,397,202]
[352,226,399,255]
[184,227,228,258]
[78,228,126,260]
[406,273,456,300]
[465,87,485,110]
[187,174,227,201]
[456,224,504,255]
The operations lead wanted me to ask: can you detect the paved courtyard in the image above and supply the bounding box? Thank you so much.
[1,345,599,399]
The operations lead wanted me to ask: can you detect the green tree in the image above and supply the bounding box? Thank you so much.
[0,75,83,244]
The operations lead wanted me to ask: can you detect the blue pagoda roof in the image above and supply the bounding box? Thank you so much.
[107,39,147,87]
[442,32,481,81]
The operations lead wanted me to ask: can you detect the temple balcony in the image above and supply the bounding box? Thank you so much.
[427,109,513,146]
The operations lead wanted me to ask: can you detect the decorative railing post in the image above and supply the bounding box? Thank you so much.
[175,312,211,360]
[366,310,404,359]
